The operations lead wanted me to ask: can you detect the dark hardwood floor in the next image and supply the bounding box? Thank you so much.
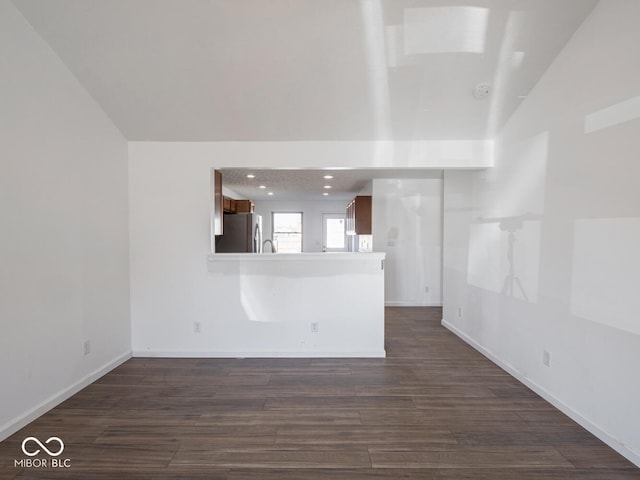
[1,307,638,479]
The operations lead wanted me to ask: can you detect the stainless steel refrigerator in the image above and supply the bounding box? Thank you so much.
[215,213,262,253]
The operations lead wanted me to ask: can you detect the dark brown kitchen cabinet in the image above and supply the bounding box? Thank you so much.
[223,196,237,213]
[346,195,372,235]
[234,199,255,213]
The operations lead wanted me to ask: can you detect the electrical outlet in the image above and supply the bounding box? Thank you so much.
[83,340,91,356]
[194,322,202,334]
[310,322,319,333]
[543,350,551,367]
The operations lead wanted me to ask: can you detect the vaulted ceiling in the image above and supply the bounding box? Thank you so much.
[14,0,597,141]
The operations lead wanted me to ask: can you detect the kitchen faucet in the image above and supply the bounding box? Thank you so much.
[262,239,276,253]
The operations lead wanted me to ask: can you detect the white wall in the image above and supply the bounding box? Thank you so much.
[255,199,348,253]
[130,140,492,170]
[0,1,131,440]
[133,253,385,357]
[373,179,443,306]
[442,0,640,465]
[129,139,487,358]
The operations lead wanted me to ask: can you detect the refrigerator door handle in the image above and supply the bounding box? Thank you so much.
[254,222,262,253]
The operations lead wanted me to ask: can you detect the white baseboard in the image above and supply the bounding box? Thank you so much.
[0,351,132,442]
[441,318,640,468]
[133,350,386,358]
[385,301,442,307]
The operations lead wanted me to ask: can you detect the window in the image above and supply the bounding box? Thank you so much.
[272,212,303,253]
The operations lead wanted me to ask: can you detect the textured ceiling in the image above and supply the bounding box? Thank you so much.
[221,168,443,201]
[14,0,597,141]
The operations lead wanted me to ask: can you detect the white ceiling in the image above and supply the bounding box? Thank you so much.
[221,168,443,201]
[13,0,597,142]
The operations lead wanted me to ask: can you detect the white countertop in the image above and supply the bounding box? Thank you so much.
[207,252,385,262]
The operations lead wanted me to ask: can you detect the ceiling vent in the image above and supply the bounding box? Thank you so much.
[473,83,491,99]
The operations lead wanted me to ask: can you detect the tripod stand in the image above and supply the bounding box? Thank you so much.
[500,230,529,301]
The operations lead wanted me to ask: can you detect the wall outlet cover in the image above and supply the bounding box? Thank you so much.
[543,350,551,367]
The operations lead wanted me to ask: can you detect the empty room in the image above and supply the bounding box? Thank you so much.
[1,0,639,478]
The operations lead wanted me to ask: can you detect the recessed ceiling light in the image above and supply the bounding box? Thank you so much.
[259,185,266,189]
[267,192,274,196]
[323,175,334,179]
[323,192,329,196]
[246,174,255,179]
[323,185,332,189]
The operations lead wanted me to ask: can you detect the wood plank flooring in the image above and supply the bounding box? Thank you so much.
[1,307,638,479]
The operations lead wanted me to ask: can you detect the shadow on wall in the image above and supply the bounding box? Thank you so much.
[471,212,542,303]
[465,131,549,305]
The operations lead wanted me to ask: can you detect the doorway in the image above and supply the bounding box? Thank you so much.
[322,213,346,252]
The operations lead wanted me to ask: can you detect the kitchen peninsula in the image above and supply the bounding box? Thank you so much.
[206,252,386,357]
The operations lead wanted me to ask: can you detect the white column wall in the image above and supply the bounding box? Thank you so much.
[373,179,443,306]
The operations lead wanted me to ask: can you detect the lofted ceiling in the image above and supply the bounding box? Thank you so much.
[13,0,597,142]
